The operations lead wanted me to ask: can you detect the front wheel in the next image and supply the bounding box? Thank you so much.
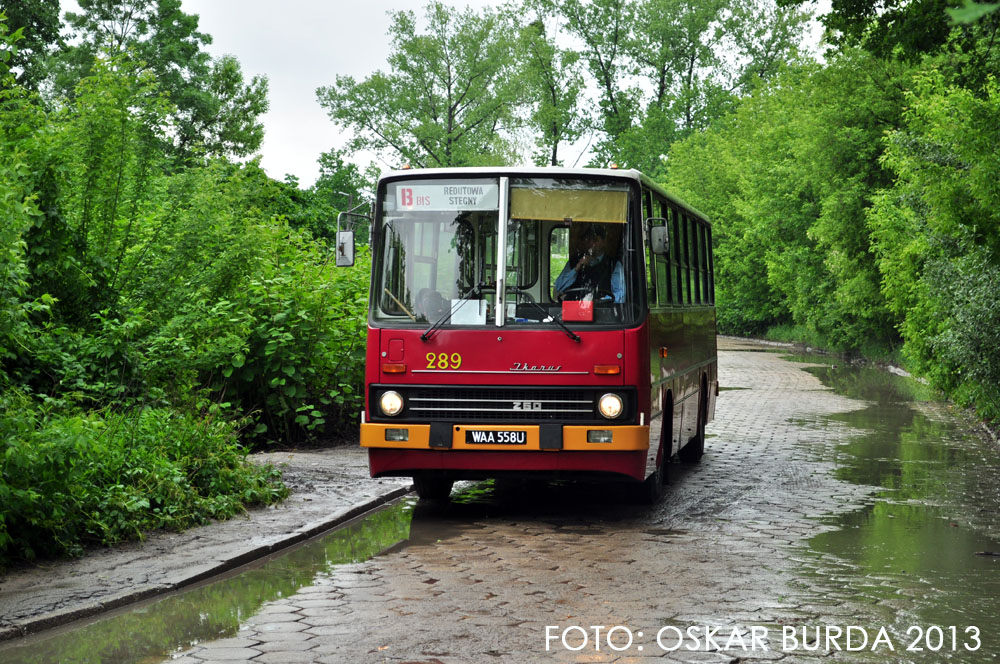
[636,458,665,504]
[412,476,454,500]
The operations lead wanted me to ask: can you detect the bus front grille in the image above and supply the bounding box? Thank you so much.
[370,385,635,424]
[412,388,592,422]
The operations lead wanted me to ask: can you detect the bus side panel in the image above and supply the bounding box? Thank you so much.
[649,307,716,452]
[624,322,651,422]
[648,307,679,451]
[678,308,717,445]
[624,321,655,479]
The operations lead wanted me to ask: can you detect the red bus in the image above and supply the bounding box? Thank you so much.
[349,167,717,501]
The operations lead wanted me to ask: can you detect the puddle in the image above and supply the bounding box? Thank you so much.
[794,359,1000,661]
[792,358,936,403]
[0,498,417,664]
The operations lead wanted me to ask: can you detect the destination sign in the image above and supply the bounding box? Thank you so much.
[396,184,499,211]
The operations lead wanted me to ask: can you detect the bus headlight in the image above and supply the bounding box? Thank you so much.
[598,393,624,419]
[380,390,404,417]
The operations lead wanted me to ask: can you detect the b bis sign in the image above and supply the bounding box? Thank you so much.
[396,184,499,211]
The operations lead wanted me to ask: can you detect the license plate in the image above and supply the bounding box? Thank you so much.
[465,429,527,445]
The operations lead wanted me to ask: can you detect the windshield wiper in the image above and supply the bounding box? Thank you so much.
[510,289,581,343]
[421,282,484,342]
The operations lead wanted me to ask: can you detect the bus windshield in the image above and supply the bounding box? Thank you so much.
[373,176,638,327]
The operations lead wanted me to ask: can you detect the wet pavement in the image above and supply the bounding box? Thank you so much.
[0,447,411,640]
[1,336,997,663]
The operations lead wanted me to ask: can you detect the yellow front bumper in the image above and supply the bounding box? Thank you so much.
[360,423,649,452]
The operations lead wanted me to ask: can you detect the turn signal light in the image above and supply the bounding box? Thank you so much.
[594,365,620,375]
[382,363,407,374]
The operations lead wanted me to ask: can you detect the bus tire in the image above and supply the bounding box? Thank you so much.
[637,456,665,504]
[678,382,707,463]
[413,477,454,500]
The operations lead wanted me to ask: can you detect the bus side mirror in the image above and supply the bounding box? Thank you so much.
[650,224,669,256]
[336,230,355,267]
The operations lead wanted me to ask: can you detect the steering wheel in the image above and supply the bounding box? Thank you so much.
[557,286,615,302]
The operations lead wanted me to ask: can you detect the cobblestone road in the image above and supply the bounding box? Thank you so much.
[170,338,995,664]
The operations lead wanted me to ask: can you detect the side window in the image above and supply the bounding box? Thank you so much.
[688,217,701,304]
[672,210,687,305]
[549,226,569,299]
[642,188,657,307]
[654,197,671,306]
[697,223,709,304]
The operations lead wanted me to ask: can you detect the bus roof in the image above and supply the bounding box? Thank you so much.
[377,166,710,225]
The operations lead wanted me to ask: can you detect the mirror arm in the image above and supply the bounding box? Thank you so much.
[335,202,373,268]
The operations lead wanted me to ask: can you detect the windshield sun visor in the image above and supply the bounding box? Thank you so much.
[511,188,627,224]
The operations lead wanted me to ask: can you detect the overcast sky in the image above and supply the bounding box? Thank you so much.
[118,1,827,188]
[182,1,500,186]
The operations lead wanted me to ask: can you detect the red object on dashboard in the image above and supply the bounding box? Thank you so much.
[562,300,593,322]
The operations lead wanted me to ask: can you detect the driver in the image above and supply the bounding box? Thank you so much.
[554,224,624,302]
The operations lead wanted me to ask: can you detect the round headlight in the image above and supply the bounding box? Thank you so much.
[380,390,404,417]
[598,393,624,419]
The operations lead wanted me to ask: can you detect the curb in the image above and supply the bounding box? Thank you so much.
[2,485,411,642]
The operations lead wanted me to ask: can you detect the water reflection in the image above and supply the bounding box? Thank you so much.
[784,354,936,404]
[791,356,1000,661]
[0,499,417,664]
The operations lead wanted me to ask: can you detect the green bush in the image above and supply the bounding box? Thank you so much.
[124,162,371,442]
[0,392,288,567]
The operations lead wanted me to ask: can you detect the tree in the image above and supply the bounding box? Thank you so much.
[54,53,173,319]
[947,0,1000,23]
[667,53,902,347]
[317,2,521,168]
[518,13,587,166]
[588,0,805,175]
[614,0,731,173]
[0,0,61,89]
[0,15,46,384]
[53,0,268,158]
[779,0,963,59]
[869,72,1000,418]
[555,0,639,158]
[311,149,373,242]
